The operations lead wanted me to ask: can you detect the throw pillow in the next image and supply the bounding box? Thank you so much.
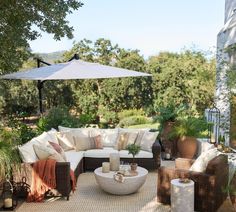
[33,144,65,162]
[73,136,91,151]
[196,139,215,157]
[100,129,119,147]
[57,132,75,151]
[189,148,218,172]
[116,132,138,150]
[47,129,59,144]
[18,139,39,163]
[116,132,129,150]
[90,135,103,149]
[118,128,149,146]
[140,131,158,152]
[49,141,67,161]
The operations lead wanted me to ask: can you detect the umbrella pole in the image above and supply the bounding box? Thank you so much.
[37,80,44,114]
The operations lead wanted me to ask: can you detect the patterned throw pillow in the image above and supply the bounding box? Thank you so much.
[90,135,103,149]
[116,132,138,150]
[49,141,67,161]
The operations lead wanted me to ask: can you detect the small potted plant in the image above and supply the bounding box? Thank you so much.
[126,143,141,171]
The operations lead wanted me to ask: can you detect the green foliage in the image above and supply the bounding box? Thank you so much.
[0,38,216,124]
[119,115,151,128]
[148,50,215,113]
[79,114,94,126]
[154,103,186,130]
[127,123,160,129]
[170,117,208,138]
[0,1,83,75]
[126,143,141,162]
[0,128,21,179]
[6,116,38,145]
[37,106,80,131]
[118,109,145,120]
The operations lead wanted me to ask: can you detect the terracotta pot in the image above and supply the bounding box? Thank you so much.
[177,136,197,159]
[230,194,236,210]
[161,121,177,156]
[130,163,138,171]
[229,172,236,210]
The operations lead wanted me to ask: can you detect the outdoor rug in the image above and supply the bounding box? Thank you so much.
[16,165,172,212]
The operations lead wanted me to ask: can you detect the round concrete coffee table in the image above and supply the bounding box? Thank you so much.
[94,166,148,195]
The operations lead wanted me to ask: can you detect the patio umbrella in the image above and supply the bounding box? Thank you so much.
[0,55,151,113]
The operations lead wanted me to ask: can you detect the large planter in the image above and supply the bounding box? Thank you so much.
[161,121,177,157]
[229,172,236,210]
[177,136,197,159]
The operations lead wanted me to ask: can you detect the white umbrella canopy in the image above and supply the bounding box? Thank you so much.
[0,57,151,113]
[1,59,151,80]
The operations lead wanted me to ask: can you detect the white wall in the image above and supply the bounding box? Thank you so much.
[225,0,236,23]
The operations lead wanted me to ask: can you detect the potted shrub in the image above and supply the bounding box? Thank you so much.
[126,143,141,171]
[156,104,185,157]
[170,117,208,159]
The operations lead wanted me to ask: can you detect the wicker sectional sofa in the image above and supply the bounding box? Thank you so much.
[17,127,161,200]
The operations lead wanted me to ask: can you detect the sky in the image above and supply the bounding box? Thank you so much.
[29,0,226,58]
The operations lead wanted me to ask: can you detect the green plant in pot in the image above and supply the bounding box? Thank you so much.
[155,103,185,157]
[126,143,141,171]
[170,117,208,159]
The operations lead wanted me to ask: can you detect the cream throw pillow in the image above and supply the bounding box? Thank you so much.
[57,132,75,151]
[73,136,91,151]
[33,144,65,162]
[189,148,218,172]
[140,131,158,152]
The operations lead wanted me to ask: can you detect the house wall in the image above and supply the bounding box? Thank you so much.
[216,0,236,146]
[225,0,236,23]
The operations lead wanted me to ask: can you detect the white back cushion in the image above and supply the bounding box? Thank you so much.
[189,148,219,172]
[140,131,158,152]
[100,129,119,147]
[18,139,39,163]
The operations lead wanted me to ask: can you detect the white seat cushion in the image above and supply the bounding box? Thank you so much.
[119,150,153,158]
[84,147,118,158]
[65,150,85,171]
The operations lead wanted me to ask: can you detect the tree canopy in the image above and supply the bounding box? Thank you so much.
[0,0,83,74]
[0,37,216,124]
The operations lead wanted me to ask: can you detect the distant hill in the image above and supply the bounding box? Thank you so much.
[34,51,66,64]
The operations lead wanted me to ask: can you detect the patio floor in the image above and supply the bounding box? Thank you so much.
[15,160,234,212]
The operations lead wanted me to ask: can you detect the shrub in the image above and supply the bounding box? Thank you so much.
[118,109,145,121]
[37,106,80,131]
[6,116,38,145]
[119,115,151,127]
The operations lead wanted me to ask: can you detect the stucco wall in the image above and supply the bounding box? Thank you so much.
[225,0,236,23]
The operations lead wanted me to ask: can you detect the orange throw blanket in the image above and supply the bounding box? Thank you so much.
[27,159,76,202]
